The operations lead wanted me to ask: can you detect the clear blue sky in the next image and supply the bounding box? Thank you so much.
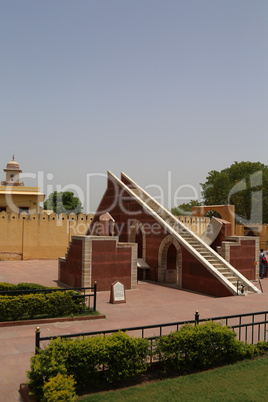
[1,0,267,212]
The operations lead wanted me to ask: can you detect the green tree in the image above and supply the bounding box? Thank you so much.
[43,191,82,215]
[171,200,200,216]
[201,161,268,224]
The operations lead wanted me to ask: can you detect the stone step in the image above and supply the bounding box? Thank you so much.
[216,265,229,270]
[212,265,226,270]
[217,271,230,276]
[209,261,222,267]
[199,255,218,260]
[185,238,201,243]
[184,240,199,245]
[131,187,253,292]
[224,279,236,284]
[225,274,237,279]
[128,182,258,296]
[187,243,204,248]
[147,200,159,208]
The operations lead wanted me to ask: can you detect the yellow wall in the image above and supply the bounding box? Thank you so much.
[0,186,45,214]
[178,216,210,237]
[192,205,235,235]
[0,211,94,260]
[4,212,267,261]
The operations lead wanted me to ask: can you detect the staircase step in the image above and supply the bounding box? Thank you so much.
[128,182,258,295]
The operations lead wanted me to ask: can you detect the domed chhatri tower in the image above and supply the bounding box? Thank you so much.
[0,155,45,214]
[1,155,23,186]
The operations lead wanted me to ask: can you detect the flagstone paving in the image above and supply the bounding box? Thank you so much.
[0,260,267,401]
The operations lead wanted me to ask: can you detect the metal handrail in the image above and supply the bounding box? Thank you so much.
[0,286,94,295]
[0,283,97,311]
[35,309,268,353]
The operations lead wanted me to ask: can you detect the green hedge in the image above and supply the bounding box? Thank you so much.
[27,322,265,401]
[155,321,256,374]
[0,282,48,292]
[0,291,85,321]
[28,332,151,400]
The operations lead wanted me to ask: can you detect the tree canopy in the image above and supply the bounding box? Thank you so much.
[173,161,268,224]
[171,200,200,216]
[43,191,82,215]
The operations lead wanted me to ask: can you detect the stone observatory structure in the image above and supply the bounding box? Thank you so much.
[59,171,261,297]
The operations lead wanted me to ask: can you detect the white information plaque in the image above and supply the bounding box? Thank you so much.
[110,281,126,304]
[114,282,124,301]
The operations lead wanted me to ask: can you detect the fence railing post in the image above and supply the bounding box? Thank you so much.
[93,282,97,311]
[35,327,40,354]
[195,310,199,325]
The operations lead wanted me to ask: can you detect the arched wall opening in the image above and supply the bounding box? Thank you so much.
[135,228,143,258]
[158,235,182,287]
[204,210,222,219]
[192,205,235,235]
[167,243,177,270]
[128,220,146,260]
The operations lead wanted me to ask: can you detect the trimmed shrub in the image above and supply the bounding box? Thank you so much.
[0,282,17,292]
[256,341,268,353]
[27,322,264,400]
[0,291,85,321]
[0,296,25,321]
[28,332,151,399]
[155,321,256,374]
[44,291,85,317]
[28,340,68,398]
[103,332,150,384]
[42,373,77,402]
[66,332,150,390]
[0,282,48,293]
[25,293,46,318]
[16,282,48,291]
[64,335,107,391]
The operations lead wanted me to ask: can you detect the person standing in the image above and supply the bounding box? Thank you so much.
[259,249,266,279]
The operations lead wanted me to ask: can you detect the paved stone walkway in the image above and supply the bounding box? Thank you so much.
[0,260,267,401]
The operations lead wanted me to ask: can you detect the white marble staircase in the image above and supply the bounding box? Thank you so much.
[113,172,261,296]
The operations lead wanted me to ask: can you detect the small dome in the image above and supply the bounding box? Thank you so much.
[5,155,21,171]
[4,155,21,172]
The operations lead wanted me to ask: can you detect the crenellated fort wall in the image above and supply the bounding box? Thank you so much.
[2,210,265,262]
[0,211,94,260]
[0,212,209,261]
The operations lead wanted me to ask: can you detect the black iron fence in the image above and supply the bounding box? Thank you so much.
[35,310,268,354]
[0,283,97,311]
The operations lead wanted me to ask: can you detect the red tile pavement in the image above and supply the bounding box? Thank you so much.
[0,260,267,401]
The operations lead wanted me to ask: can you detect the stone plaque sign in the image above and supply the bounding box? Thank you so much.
[110,281,126,304]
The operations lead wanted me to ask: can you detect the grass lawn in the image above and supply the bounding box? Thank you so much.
[79,356,268,401]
